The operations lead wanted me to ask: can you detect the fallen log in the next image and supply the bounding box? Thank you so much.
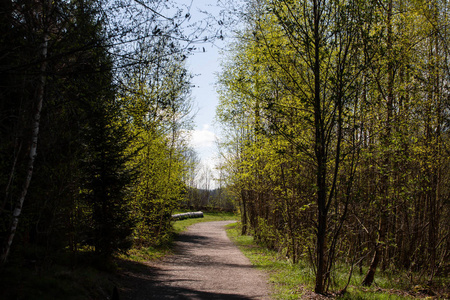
[172,211,204,221]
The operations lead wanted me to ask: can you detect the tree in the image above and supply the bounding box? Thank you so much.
[0,0,52,265]
[119,34,194,246]
[218,0,450,293]
[0,0,200,264]
[218,0,372,292]
[78,54,134,257]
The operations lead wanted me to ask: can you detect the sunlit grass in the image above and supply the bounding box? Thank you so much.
[225,222,312,299]
[122,245,172,262]
[225,222,434,300]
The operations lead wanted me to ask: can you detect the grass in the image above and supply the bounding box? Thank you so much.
[225,222,312,299]
[225,222,441,300]
[122,244,172,262]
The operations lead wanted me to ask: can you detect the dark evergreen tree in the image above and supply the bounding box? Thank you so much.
[0,0,134,262]
[48,0,135,258]
[1,0,200,266]
[80,89,134,257]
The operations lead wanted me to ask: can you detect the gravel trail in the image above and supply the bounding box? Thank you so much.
[119,220,270,299]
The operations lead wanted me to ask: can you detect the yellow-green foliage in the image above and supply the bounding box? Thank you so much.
[120,51,194,247]
[217,0,449,295]
[127,128,186,246]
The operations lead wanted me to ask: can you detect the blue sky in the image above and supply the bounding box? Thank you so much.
[183,0,227,187]
[188,44,222,173]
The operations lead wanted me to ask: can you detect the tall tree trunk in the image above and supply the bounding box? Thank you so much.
[241,189,248,235]
[427,4,440,278]
[363,0,393,286]
[313,0,328,293]
[1,33,49,265]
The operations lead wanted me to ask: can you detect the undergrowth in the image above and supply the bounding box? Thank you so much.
[0,249,117,300]
[225,222,447,300]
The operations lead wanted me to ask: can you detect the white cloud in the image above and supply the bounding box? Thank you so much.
[188,124,220,189]
[190,124,217,149]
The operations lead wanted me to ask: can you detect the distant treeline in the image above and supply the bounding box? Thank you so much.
[182,187,236,212]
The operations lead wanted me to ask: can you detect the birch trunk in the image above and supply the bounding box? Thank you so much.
[0,34,49,265]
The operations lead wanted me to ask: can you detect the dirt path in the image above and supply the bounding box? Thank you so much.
[118,221,270,299]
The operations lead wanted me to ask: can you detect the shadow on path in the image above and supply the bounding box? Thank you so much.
[116,221,269,300]
[117,259,258,300]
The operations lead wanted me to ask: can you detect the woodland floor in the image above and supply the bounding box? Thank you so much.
[117,220,271,299]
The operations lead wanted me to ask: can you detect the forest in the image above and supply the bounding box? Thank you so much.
[0,0,217,275]
[216,0,449,295]
[0,0,449,298]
